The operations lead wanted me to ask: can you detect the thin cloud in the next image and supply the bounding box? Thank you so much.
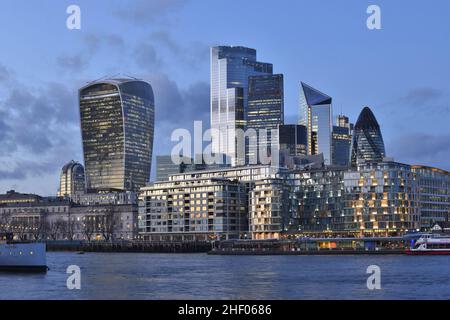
[389,132,450,171]
[113,0,188,25]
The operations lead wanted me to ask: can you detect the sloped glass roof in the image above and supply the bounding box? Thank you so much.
[355,107,380,130]
[301,82,332,105]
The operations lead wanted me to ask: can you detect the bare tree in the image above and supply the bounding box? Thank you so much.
[0,211,12,234]
[99,205,120,241]
[82,215,96,241]
[32,218,49,241]
[66,217,78,241]
[9,218,29,241]
[48,219,67,240]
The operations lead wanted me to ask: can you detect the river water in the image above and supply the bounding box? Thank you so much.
[0,252,449,300]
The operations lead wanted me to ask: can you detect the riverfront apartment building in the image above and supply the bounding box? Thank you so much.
[289,167,347,235]
[138,178,248,241]
[412,165,450,228]
[249,178,289,240]
[138,161,449,240]
[138,165,284,240]
[343,161,420,237]
[1,167,447,242]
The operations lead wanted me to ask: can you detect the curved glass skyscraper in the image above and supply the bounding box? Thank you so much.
[351,106,385,166]
[79,78,155,192]
[58,160,85,197]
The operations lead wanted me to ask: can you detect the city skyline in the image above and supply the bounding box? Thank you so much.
[1,0,450,195]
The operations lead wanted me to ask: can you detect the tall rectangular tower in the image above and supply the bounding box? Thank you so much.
[247,74,284,164]
[299,82,333,165]
[210,46,272,166]
[332,115,353,166]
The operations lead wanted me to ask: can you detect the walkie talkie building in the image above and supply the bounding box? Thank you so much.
[79,78,155,192]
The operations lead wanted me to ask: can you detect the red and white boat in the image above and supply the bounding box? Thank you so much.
[406,234,450,255]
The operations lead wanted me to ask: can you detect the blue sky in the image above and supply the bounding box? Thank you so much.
[0,0,449,195]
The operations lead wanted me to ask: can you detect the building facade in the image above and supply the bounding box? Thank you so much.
[412,165,450,228]
[249,178,289,240]
[0,191,138,241]
[69,203,137,241]
[289,168,347,235]
[156,155,193,182]
[298,82,333,165]
[0,194,71,241]
[139,165,283,240]
[332,115,353,166]
[58,160,86,197]
[139,178,248,241]
[210,46,273,166]
[79,78,155,192]
[279,124,307,158]
[247,74,284,164]
[343,161,420,237]
[70,191,137,206]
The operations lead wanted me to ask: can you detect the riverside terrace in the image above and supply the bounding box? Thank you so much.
[17,233,433,254]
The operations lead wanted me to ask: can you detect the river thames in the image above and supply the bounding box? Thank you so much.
[0,252,449,300]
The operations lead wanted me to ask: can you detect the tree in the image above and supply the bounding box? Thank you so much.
[99,205,120,241]
[0,211,12,234]
[66,217,78,241]
[48,219,67,240]
[82,215,96,241]
[9,218,29,241]
[31,218,49,241]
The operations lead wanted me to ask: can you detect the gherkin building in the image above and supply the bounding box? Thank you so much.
[351,107,385,166]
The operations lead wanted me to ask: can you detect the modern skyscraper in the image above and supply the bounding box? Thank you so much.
[79,78,155,192]
[351,106,385,166]
[247,74,284,164]
[278,124,307,157]
[332,115,353,166]
[210,46,273,166]
[299,82,333,165]
[156,155,192,182]
[58,160,85,197]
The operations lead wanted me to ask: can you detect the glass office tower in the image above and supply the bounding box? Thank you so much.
[79,78,155,192]
[351,106,385,166]
[332,115,353,166]
[58,160,85,197]
[247,74,284,164]
[279,124,307,157]
[298,82,333,165]
[156,155,192,182]
[210,46,273,166]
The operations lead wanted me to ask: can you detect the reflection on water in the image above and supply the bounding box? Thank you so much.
[0,252,449,300]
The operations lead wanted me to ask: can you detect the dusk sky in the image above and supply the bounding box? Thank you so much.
[0,0,449,195]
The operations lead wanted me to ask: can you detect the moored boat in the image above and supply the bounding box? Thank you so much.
[406,234,450,255]
[0,241,48,272]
